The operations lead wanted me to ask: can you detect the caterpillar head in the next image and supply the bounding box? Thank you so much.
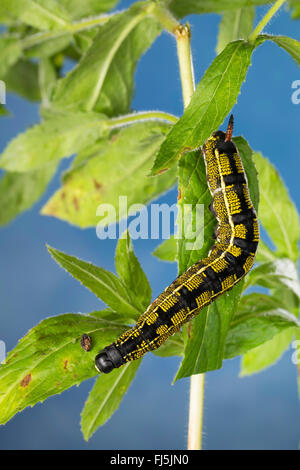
[95,344,123,374]
[95,350,115,373]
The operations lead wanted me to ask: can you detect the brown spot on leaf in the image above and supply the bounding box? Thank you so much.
[177,188,182,201]
[110,133,119,143]
[72,197,79,211]
[64,360,69,370]
[20,373,32,388]
[61,191,66,200]
[158,168,169,175]
[93,179,102,191]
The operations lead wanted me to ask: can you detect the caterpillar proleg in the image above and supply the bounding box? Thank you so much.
[95,116,259,374]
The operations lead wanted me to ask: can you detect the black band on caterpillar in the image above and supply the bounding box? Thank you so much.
[94,115,259,373]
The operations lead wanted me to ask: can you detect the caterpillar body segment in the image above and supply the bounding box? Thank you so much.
[95,116,259,374]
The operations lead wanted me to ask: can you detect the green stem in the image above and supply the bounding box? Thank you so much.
[249,0,286,42]
[174,22,205,451]
[108,111,178,129]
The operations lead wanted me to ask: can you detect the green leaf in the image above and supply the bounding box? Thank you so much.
[152,333,184,357]
[41,121,177,227]
[255,239,276,263]
[87,308,133,324]
[115,232,152,311]
[289,0,300,18]
[151,40,255,175]
[240,328,295,376]
[0,105,9,116]
[174,136,259,380]
[224,293,300,359]
[253,152,300,261]
[81,359,140,441]
[73,30,98,55]
[0,35,22,77]
[152,236,177,263]
[1,0,71,30]
[245,258,300,299]
[216,7,255,54]
[0,163,57,226]
[0,111,108,172]
[59,0,119,20]
[52,2,161,116]
[256,34,300,66]
[25,35,72,59]
[176,148,214,274]
[0,313,127,425]
[1,59,41,102]
[39,58,58,108]
[47,245,141,320]
[271,284,300,318]
[168,0,269,18]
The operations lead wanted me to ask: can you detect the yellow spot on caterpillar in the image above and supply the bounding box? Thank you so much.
[219,154,232,175]
[233,153,244,173]
[185,276,203,291]
[156,324,169,336]
[242,184,253,209]
[221,275,235,290]
[234,224,247,239]
[227,245,242,257]
[171,309,187,326]
[160,295,178,312]
[226,187,242,215]
[211,257,228,273]
[253,218,260,242]
[196,291,211,307]
[243,256,254,273]
[146,312,159,325]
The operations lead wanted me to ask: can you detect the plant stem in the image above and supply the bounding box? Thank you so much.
[188,374,205,450]
[249,0,286,42]
[108,111,178,129]
[175,22,205,451]
[22,13,115,50]
[151,3,179,34]
[175,24,195,109]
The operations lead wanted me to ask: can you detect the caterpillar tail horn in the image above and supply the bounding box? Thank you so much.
[225,114,234,142]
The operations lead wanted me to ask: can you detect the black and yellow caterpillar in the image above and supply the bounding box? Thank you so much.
[95,116,259,373]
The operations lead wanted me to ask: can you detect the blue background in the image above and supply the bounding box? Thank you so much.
[0,0,299,450]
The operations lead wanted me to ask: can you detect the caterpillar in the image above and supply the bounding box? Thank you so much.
[95,115,259,374]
